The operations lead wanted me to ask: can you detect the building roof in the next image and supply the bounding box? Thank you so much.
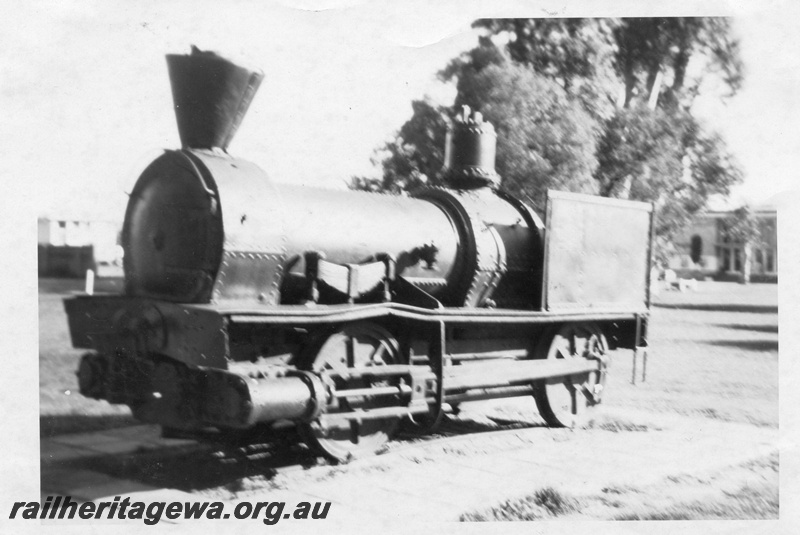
[701,192,777,217]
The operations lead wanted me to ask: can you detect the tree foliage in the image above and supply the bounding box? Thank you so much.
[470,19,619,120]
[718,205,762,283]
[613,18,743,109]
[350,99,449,193]
[596,106,742,240]
[456,61,598,209]
[720,205,762,246]
[353,17,744,253]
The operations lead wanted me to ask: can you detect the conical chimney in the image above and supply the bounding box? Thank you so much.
[166,46,264,151]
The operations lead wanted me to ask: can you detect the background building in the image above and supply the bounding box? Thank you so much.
[668,199,777,282]
[38,215,122,277]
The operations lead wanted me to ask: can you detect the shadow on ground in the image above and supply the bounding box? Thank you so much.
[43,424,319,491]
[41,414,138,438]
[390,412,546,452]
[704,340,779,352]
[715,324,779,334]
[654,303,778,314]
[42,412,544,492]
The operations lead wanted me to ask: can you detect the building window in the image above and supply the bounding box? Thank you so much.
[766,250,774,273]
[717,219,731,244]
[718,246,744,273]
[690,235,703,264]
[755,249,764,274]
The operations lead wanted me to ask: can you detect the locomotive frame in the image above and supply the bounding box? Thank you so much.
[64,48,652,462]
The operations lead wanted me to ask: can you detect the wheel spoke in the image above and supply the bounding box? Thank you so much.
[325,349,350,380]
[534,323,608,428]
[302,322,401,461]
[346,337,355,368]
[368,341,390,365]
[571,388,578,415]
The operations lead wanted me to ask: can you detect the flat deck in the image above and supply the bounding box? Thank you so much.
[187,301,649,325]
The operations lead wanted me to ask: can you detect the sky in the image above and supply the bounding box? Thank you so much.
[3,0,799,221]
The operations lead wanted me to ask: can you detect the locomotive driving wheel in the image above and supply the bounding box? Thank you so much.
[533,323,608,428]
[300,322,403,462]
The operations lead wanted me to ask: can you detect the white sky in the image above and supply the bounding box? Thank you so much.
[2,0,799,221]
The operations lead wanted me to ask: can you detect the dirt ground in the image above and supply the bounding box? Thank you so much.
[39,278,779,521]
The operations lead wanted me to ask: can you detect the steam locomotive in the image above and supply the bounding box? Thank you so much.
[65,48,653,461]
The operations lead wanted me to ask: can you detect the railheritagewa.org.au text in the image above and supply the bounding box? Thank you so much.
[9,495,331,525]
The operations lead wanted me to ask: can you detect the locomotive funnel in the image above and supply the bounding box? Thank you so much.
[166,46,264,151]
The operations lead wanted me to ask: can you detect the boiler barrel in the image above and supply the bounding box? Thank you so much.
[122,149,460,305]
[276,184,459,302]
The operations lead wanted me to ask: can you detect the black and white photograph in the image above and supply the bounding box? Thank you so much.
[3,0,798,531]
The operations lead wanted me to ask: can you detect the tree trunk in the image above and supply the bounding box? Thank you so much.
[620,30,636,108]
[741,242,752,284]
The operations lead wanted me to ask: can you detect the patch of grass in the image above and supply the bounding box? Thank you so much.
[460,452,779,522]
[601,484,641,495]
[532,487,580,516]
[614,481,778,520]
[599,421,650,432]
[442,445,469,456]
[599,452,778,521]
[743,451,780,472]
[460,487,581,521]
[582,417,653,433]
[315,467,347,482]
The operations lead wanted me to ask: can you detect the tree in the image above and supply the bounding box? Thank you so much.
[453,60,599,210]
[612,18,743,110]
[471,19,620,121]
[354,38,600,210]
[595,106,742,244]
[471,17,744,256]
[350,99,450,193]
[720,205,762,283]
[355,17,744,255]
